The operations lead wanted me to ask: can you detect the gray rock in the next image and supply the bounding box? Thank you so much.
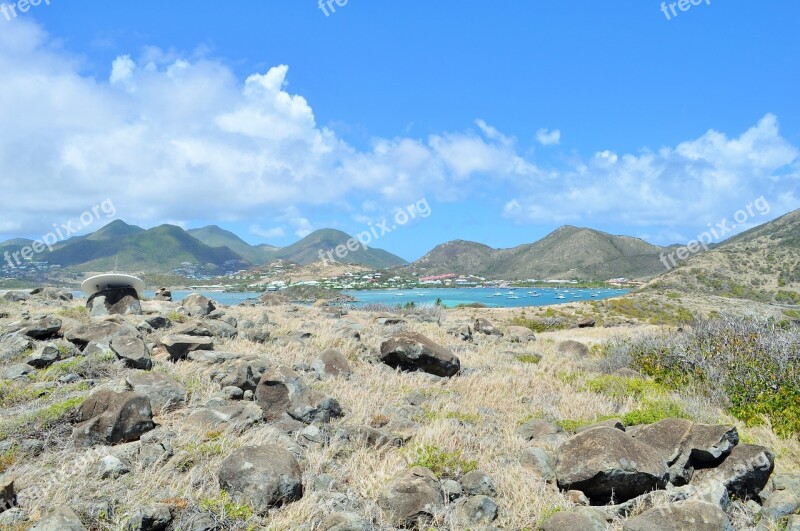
[4,363,34,380]
[516,419,567,447]
[319,512,371,531]
[622,500,733,531]
[181,294,216,318]
[555,427,669,504]
[576,419,625,434]
[379,331,461,377]
[557,340,590,357]
[128,503,173,531]
[378,466,443,527]
[255,365,342,424]
[159,334,213,362]
[2,291,29,302]
[22,316,62,340]
[111,335,152,370]
[216,358,271,392]
[221,386,244,400]
[27,343,62,368]
[64,321,128,348]
[761,488,799,520]
[98,455,130,479]
[87,288,142,317]
[0,507,27,526]
[184,403,262,430]
[313,348,352,379]
[505,325,536,342]
[452,495,498,527]
[541,507,608,531]
[520,446,556,482]
[218,444,303,512]
[126,372,187,414]
[692,444,774,500]
[461,469,497,497]
[30,506,86,531]
[474,318,503,336]
[441,479,462,501]
[73,390,155,446]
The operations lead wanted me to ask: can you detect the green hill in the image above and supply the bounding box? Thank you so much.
[43,224,248,273]
[266,229,408,269]
[188,225,273,265]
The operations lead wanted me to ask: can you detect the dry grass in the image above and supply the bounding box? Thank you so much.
[0,300,797,530]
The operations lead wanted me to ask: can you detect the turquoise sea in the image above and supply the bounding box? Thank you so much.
[148,287,628,308]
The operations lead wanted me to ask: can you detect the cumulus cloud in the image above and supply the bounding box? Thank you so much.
[0,20,548,239]
[536,128,561,146]
[250,225,286,240]
[503,114,799,241]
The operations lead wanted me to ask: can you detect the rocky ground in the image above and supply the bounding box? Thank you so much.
[0,288,798,530]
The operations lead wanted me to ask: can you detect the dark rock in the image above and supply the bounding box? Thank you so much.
[448,323,473,341]
[128,503,173,531]
[378,466,443,527]
[474,318,502,336]
[218,444,303,512]
[2,291,29,302]
[73,390,155,446]
[557,340,590,357]
[111,335,152,370]
[576,419,625,434]
[313,349,351,379]
[87,288,142,317]
[154,288,172,302]
[30,506,86,531]
[0,478,15,513]
[255,365,342,424]
[159,334,213,362]
[452,495,498,527]
[4,363,34,380]
[520,447,556,482]
[31,287,73,301]
[143,316,168,330]
[181,294,216,318]
[506,325,536,342]
[379,331,460,377]
[692,444,774,500]
[216,358,271,393]
[461,470,497,496]
[541,507,608,531]
[516,419,567,447]
[126,372,186,414]
[64,321,128,348]
[27,343,62,368]
[555,427,669,504]
[22,316,62,340]
[622,500,732,531]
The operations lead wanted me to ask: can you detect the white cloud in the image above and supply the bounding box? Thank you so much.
[250,225,286,239]
[0,21,540,237]
[536,128,561,146]
[504,114,799,241]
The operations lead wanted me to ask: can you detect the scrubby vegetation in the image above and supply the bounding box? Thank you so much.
[403,444,478,478]
[599,315,800,437]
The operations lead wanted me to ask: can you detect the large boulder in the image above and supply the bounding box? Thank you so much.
[181,294,216,318]
[110,335,152,370]
[692,444,774,500]
[452,495,498,527]
[255,365,342,424]
[72,390,156,446]
[0,478,15,514]
[87,288,142,317]
[556,427,669,503]
[159,334,213,362]
[64,321,130,349]
[27,343,62,369]
[557,340,590,357]
[31,287,73,301]
[622,500,733,531]
[126,372,187,414]
[216,358,271,393]
[378,467,443,527]
[379,331,460,377]
[516,419,567,447]
[217,445,303,512]
[185,403,262,430]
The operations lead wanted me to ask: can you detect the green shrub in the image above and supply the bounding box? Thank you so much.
[404,444,477,478]
[517,354,542,364]
[199,490,253,521]
[582,375,670,401]
[58,306,88,319]
[621,399,691,425]
[510,316,568,333]
[166,311,189,323]
[600,316,800,437]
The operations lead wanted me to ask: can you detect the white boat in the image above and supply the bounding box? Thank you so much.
[494,292,503,296]
[556,295,566,300]
[507,295,520,299]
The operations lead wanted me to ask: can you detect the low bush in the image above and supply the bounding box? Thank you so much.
[403,444,477,478]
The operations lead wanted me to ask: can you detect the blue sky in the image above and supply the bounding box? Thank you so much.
[0,1,798,261]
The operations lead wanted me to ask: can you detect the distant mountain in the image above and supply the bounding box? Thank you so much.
[43,224,247,273]
[647,209,800,303]
[87,220,145,241]
[266,229,408,269]
[412,226,668,280]
[188,225,273,265]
